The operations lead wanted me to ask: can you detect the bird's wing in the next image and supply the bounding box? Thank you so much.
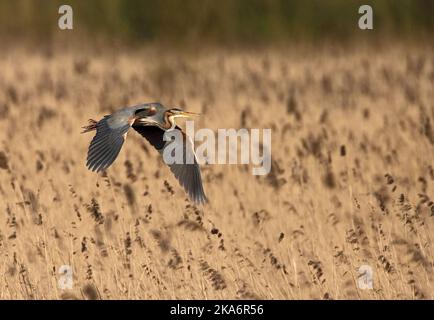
[132,125,208,204]
[86,115,131,172]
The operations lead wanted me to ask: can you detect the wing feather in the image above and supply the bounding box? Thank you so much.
[132,125,208,204]
[86,116,130,172]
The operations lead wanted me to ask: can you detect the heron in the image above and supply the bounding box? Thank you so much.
[82,102,208,204]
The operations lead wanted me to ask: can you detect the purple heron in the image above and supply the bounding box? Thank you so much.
[82,102,207,204]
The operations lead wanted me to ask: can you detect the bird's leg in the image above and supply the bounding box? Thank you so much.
[81,119,98,133]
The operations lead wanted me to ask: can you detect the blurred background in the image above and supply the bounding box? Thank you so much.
[0,1,434,300]
[0,0,433,46]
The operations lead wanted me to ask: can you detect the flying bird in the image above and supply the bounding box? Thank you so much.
[82,102,208,204]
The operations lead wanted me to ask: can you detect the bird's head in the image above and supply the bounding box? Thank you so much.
[134,103,199,129]
[165,108,200,130]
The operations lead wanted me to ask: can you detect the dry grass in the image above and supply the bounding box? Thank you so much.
[0,44,433,299]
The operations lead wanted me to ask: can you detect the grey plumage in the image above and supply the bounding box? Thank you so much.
[86,116,130,172]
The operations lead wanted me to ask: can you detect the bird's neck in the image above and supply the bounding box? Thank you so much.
[163,112,176,130]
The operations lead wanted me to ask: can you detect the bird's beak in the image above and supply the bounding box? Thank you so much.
[174,110,200,118]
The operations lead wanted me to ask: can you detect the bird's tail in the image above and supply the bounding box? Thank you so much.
[81,119,98,133]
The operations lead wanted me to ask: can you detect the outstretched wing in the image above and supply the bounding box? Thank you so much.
[132,125,208,204]
[86,115,131,172]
